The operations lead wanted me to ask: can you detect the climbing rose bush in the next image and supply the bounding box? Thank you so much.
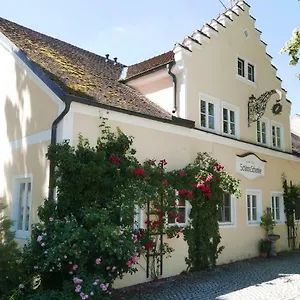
[168,152,241,271]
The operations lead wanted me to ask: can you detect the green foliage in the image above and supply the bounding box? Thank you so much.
[260,211,276,232]
[282,174,300,228]
[259,239,272,253]
[0,198,23,297]
[167,153,241,272]
[281,2,300,76]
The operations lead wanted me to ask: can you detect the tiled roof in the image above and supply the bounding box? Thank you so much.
[0,17,171,119]
[291,133,300,156]
[126,51,174,80]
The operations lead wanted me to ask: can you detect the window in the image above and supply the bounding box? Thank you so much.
[168,198,186,225]
[223,108,236,136]
[219,193,233,224]
[271,194,283,222]
[200,100,215,130]
[257,120,267,144]
[247,190,262,224]
[271,124,282,149]
[12,177,32,238]
[237,58,245,77]
[248,63,255,82]
[237,58,256,85]
[243,29,249,39]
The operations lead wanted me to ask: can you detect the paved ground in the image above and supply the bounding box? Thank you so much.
[115,251,300,300]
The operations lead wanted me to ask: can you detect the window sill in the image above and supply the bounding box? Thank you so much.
[219,222,236,228]
[15,229,30,240]
[168,222,187,228]
[236,74,257,87]
[257,141,269,147]
[200,127,219,134]
[247,221,260,227]
[222,133,239,140]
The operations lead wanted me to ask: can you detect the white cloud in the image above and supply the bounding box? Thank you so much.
[115,27,125,32]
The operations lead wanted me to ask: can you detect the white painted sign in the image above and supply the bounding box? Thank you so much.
[236,153,265,180]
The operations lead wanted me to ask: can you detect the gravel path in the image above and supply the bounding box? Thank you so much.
[116,251,300,300]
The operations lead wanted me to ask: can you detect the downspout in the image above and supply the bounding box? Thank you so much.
[48,97,72,200]
[167,62,177,114]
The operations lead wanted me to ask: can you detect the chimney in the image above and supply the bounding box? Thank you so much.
[114,57,118,65]
[105,54,109,62]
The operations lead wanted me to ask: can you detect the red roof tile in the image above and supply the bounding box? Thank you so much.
[126,51,174,80]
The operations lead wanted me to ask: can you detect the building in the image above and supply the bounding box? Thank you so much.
[1,1,300,288]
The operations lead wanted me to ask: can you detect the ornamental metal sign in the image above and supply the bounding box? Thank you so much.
[248,89,283,127]
[236,153,266,180]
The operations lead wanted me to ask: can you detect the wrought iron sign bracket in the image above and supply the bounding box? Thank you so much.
[248,89,283,127]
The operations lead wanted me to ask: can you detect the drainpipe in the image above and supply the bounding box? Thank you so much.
[48,97,72,200]
[167,62,177,114]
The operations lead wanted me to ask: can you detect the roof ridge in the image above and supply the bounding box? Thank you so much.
[128,50,173,68]
[0,16,126,67]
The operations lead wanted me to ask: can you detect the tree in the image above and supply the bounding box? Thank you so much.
[281,1,300,75]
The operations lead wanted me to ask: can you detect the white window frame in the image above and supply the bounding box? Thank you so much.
[247,63,255,82]
[219,194,236,228]
[236,55,257,87]
[221,102,240,139]
[167,198,191,228]
[246,189,262,226]
[199,93,220,133]
[11,174,33,240]
[237,58,245,77]
[271,121,284,151]
[256,117,270,146]
[270,192,285,224]
[133,206,144,229]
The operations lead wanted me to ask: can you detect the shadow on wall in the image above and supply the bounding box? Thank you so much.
[3,49,50,228]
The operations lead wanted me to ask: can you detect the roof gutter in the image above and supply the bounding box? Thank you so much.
[167,61,177,114]
[48,96,72,200]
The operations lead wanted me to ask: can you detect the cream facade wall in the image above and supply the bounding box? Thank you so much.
[0,34,62,240]
[174,4,291,152]
[70,103,300,288]
[127,69,174,114]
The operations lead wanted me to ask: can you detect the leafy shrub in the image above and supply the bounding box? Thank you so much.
[0,199,23,297]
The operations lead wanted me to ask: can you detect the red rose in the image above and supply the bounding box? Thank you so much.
[133,168,145,176]
[178,189,187,196]
[187,191,193,199]
[179,172,184,177]
[145,219,151,226]
[160,159,167,165]
[201,186,210,193]
[205,192,212,197]
[163,179,168,187]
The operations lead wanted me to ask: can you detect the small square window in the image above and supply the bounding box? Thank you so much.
[248,63,255,82]
[237,58,245,77]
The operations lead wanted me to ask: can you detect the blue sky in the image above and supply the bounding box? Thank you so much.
[1,0,300,114]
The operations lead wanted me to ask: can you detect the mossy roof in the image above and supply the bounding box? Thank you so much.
[0,17,171,119]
